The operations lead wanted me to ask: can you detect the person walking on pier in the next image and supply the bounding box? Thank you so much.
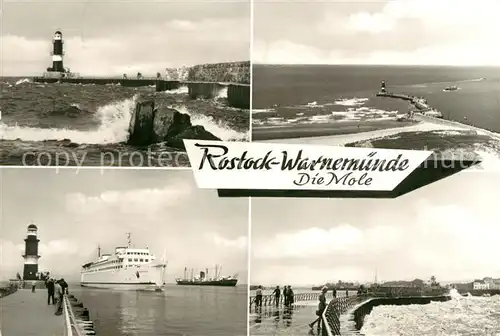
[345,289,349,297]
[272,286,281,307]
[309,286,328,330]
[255,286,263,310]
[46,278,55,305]
[31,280,37,293]
[54,280,64,316]
[332,287,337,298]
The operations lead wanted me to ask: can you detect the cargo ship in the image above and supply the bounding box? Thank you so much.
[176,264,237,286]
[80,233,167,290]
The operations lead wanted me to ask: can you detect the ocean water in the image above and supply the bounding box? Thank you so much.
[68,284,247,336]
[0,77,249,166]
[360,291,500,336]
[252,65,500,136]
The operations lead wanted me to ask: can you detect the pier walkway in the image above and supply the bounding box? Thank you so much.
[0,288,65,336]
[249,292,357,335]
[249,304,319,335]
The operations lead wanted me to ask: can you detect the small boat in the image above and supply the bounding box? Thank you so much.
[443,85,458,92]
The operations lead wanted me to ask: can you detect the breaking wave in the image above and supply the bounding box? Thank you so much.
[334,98,370,106]
[0,95,138,144]
[15,78,31,86]
[174,106,248,141]
[0,95,247,144]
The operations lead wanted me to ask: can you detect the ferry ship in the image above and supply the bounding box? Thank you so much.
[80,234,167,290]
[176,265,238,287]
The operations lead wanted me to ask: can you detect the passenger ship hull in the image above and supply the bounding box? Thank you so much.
[81,267,164,290]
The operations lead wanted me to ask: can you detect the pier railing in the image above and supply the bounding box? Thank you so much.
[63,294,96,336]
[321,295,370,336]
[249,292,320,310]
[320,287,450,335]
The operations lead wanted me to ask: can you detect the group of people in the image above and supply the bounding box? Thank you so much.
[254,285,295,309]
[272,285,295,307]
[44,278,69,316]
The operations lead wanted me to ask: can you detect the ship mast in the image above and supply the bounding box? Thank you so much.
[127,233,131,248]
[97,245,101,258]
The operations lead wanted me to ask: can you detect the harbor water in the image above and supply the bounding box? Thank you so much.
[68,284,247,336]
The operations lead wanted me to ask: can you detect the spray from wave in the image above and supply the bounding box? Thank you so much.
[165,86,189,94]
[173,105,248,141]
[216,86,228,99]
[15,78,31,86]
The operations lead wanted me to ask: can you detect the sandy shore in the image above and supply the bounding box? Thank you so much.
[252,119,418,141]
[256,116,500,170]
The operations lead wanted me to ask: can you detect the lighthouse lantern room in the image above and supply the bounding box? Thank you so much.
[22,223,41,280]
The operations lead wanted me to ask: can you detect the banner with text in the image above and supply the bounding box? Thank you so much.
[184,140,479,198]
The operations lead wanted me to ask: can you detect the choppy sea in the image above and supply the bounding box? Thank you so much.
[253,65,500,132]
[0,77,249,167]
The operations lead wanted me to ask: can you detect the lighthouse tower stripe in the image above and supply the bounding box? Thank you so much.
[24,256,39,264]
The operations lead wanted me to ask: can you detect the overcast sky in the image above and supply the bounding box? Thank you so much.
[1,0,250,76]
[0,168,248,283]
[251,171,500,286]
[254,0,500,65]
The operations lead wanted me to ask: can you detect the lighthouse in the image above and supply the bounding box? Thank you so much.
[22,224,41,280]
[48,31,64,73]
[380,80,387,93]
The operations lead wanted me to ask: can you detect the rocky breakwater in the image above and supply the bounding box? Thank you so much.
[127,96,220,149]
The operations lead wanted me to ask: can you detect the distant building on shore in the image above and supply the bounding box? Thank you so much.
[473,277,500,290]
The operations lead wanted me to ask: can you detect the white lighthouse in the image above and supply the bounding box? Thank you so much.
[47,30,64,73]
[22,224,41,281]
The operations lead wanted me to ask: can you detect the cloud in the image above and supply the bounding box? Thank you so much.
[2,16,249,75]
[65,183,192,215]
[207,233,247,250]
[251,192,500,285]
[0,238,94,280]
[254,0,500,65]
